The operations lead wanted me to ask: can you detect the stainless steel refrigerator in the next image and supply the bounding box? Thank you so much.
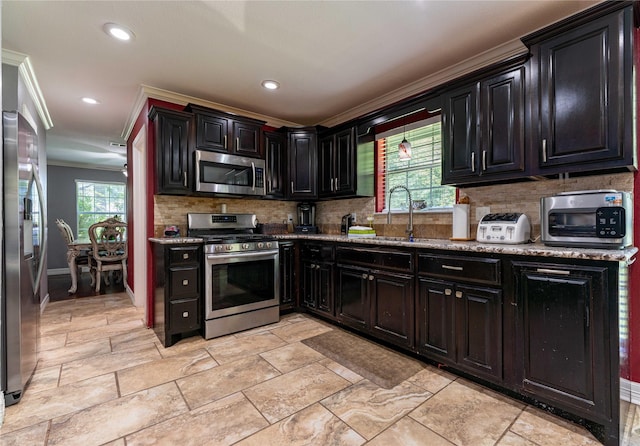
[2,111,46,406]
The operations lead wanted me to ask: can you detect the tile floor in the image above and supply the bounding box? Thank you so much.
[0,292,638,445]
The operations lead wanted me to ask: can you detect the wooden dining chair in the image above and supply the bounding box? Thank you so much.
[88,217,127,292]
[55,218,90,274]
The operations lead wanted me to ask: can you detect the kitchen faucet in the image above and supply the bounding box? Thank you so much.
[387,185,413,240]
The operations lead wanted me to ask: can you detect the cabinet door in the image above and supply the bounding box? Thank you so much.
[417,278,455,362]
[533,8,632,172]
[301,261,317,309]
[334,128,355,196]
[195,113,228,152]
[318,135,334,196]
[317,263,334,315]
[455,285,502,380]
[288,130,317,199]
[233,120,262,158]
[442,84,479,184]
[480,67,525,177]
[265,131,286,198]
[154,109,192,195]
[370,271,414,349]
[336,266,368,331]
[513,262,610,419]
[279,242,295,307]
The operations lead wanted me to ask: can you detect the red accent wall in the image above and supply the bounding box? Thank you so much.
[628,27,640,382]
[127,98,184,328]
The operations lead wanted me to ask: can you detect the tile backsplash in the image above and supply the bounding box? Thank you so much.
[154,172,634,240]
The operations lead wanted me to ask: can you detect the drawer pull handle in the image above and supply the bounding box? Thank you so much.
[455,291,463,299]
[183,253,189,260]
[471,152,476,173]
[223,135,227,148]
[442,265,463,271]
[182,279,189,286]
[542,139,547,163]
[536,268,570,275]
[236,137,240,149]
[445,288,452,296]
[182,311,189,318]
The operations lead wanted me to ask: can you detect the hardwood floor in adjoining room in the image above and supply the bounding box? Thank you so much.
[48,271,125,302]
[1,289,636,445]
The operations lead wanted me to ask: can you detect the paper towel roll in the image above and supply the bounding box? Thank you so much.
[452,204,470,239]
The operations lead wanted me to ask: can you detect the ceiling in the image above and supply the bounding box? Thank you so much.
[2,0,601,170]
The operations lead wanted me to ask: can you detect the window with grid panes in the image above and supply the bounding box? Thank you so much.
[376,116,456,212]
[76,180,126,239]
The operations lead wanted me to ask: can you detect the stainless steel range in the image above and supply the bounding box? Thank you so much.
[188,213,280,339]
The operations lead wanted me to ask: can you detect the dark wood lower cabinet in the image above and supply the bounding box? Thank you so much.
[512,261,613,422]
[417,278,502,381]
[279,241,296,310]
[300,242,335,318]
[153,243,202,348]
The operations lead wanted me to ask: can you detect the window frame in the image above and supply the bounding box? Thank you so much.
[374,114,456,214]
[75,179,127,240]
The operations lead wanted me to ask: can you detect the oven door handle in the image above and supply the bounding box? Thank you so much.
[206,249,279,264]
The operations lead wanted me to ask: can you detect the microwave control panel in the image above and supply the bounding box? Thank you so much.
[595,207,625,238]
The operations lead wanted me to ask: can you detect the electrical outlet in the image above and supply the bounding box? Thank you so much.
[287,213,293,222]
[476,206,490,221]
[351,212,356,223]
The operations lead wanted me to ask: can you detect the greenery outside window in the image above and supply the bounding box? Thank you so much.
[76,180,126,239]
[376,116,456,212]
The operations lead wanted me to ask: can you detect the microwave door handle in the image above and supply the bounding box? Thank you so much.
[251,162,256,191]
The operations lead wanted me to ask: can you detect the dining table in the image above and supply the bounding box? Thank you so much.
[66,239,91,293]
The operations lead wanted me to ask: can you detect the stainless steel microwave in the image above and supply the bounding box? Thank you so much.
[541,190,633,249]
[195,150,266,196]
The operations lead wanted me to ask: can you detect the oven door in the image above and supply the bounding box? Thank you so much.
[205,249,279,319]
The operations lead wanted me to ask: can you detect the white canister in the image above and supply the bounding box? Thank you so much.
[220,203,227,214]
[452,204,470,239]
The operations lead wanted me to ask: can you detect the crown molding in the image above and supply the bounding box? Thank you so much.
[122,85,302,141]
[318,38,528,128]
[2,49,53,130]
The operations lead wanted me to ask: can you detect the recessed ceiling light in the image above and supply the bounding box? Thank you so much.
[261,80,280,90]
[103,23,135,41]
[82,97,100,105]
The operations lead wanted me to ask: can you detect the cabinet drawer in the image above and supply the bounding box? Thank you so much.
[418,253,500,285]
[169,267,199,299]
[301,243,334,262]
[336,246,413,272]
[168,298,199,333]
[168,246,200,265]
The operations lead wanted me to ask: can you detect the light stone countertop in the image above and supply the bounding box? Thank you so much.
[149,234,637,263]
[149,237,204,245]
[274,234,638,263]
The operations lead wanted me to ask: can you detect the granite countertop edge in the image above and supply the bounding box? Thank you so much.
[148,234,637,262]
[273,234,638,263]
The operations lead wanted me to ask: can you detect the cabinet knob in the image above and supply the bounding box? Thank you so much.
[368,275,374,281]
[182,279,189,286]
[362,273,368,279]
[445,288,452,296]
[182,311,189,318]
[455,290,463,299]
[182,253,189,260]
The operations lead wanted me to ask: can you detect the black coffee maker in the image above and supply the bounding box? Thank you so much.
[295,202,318,233]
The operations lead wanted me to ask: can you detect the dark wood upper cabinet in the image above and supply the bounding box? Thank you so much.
[525,4,633,175]
[188,104,265,159]
[319,127,356,198]
[287,127,318,199]
[264,130,286,199]
[442,65,525,186]
[148,106,194,195]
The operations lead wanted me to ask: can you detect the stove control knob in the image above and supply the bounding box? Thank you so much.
[257,242,264,249]
[216,245,223,252]
[242,243,250,250]
[225,245,233,251]
[266,242,272,248]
